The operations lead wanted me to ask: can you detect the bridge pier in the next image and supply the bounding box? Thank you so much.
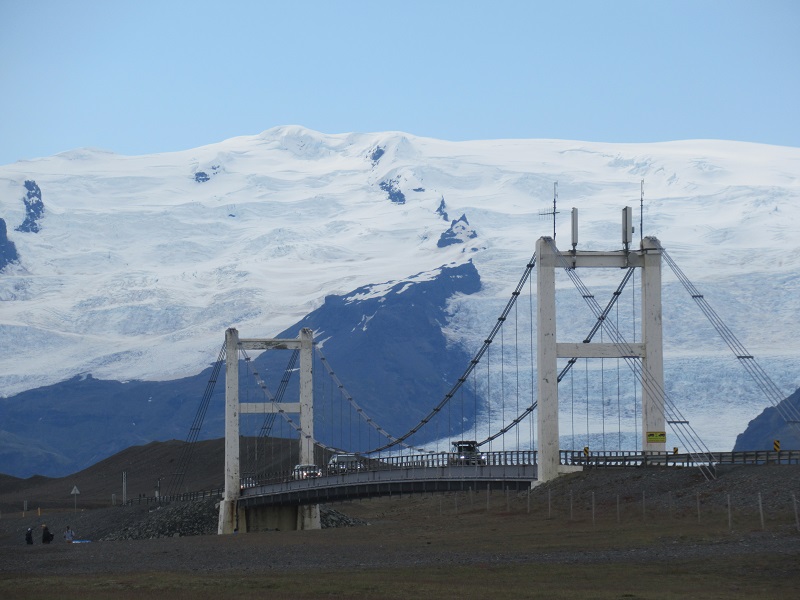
[218,500,240,534]
[243,504,320,532]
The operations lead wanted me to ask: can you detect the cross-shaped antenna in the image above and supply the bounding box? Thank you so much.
[538,182,559,240]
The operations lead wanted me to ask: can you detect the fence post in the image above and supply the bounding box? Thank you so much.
[727,494,732,532]
[642,491,646,522]
[793,493,799,533]
[696,491,701,524]
[758,492,765,531]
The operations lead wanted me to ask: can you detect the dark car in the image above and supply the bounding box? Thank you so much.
[449,440,486,465]
[327,453,365,474]
[291,464,322,480]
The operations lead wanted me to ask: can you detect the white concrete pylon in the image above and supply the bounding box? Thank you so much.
[218,327,319,534]
[218,327,241,535]
[640,237,665,452]
[535,234,665,482]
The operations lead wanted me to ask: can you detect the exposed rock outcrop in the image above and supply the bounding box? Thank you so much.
[0,218,19,270]
[436,197,448,221]
[379,178,406,204]
[369,146,385,165]
[437,214,477,248]
[16,180,44,233]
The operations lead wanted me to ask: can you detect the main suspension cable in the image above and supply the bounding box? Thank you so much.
[360,251,539,454]
[314,345,428,454]
[661,247,800,434]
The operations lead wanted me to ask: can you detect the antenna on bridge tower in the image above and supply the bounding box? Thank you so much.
[538,182,560,240]
[640,180,644,243]
[571,207,578,251]
[622,206,634,252]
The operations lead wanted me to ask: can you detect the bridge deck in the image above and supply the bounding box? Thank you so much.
[239,464,537,507]
[128,450,799,508]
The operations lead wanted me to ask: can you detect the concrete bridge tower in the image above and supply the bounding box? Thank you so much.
[218,327,320,533]
[537,208,665,482]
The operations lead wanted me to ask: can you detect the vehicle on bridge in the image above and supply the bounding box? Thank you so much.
[291,464,322,480]
[327,453,365,473]
[449,440,486,466]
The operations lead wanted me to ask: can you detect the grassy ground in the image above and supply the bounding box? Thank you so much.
[3,553,799,600]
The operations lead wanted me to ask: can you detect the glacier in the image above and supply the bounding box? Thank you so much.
[1,126,799,471]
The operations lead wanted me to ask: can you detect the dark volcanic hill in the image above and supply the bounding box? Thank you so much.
[0,438,237,513]
[734,388,800,451]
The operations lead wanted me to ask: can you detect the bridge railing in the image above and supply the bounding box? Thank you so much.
[124,487,224,506]
[560,449,800,467]
[124,450,800,506]
[373,450,538,469]
[710,450,800,465]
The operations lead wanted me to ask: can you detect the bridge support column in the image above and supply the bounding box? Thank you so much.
[218,327,241,535]
[297,328,321,530]
[298,328,315,467]
[298,503,321,530]
[536,238,560,483]
[641,237,666,453]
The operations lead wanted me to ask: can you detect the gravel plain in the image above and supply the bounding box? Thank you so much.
[2,465,799,577]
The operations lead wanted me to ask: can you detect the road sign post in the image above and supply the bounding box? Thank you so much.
[71,485,80,513]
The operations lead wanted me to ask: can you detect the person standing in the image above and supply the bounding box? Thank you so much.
[25,528,33,545]
[64,526,75,543]
[41,524,53,544]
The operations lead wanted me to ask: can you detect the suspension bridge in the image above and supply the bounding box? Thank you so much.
[163,205,800,534]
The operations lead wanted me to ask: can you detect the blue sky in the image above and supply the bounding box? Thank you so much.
[1,0,798,164]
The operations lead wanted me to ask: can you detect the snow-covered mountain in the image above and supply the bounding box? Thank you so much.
[1,127,799,476]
